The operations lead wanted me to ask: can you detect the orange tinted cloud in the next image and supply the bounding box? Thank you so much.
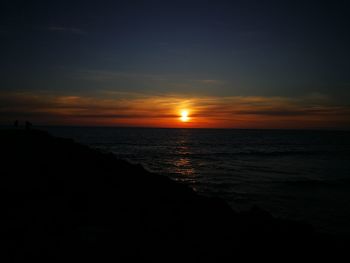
[0,91,349,129]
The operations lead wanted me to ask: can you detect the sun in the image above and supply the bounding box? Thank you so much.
[180,110,190,122]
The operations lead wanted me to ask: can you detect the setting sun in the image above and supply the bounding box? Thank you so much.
[180,110,190,122]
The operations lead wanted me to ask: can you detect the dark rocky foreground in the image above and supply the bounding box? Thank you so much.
[0,129,348,261]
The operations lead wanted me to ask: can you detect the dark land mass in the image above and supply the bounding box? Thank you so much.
[0,129,348,261]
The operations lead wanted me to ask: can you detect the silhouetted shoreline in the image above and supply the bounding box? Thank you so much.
[0,129,348,261]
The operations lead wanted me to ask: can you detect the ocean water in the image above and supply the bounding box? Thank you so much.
[44,127,350,235]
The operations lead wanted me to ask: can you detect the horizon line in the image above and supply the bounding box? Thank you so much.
[1,124,349,132]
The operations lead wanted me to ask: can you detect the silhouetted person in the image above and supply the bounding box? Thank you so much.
[14,120,19,128]
[25,121,32,130]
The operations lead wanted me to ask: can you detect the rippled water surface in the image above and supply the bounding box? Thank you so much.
[44,127,350,235]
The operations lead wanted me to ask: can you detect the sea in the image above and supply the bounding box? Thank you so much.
[43,126,350,235]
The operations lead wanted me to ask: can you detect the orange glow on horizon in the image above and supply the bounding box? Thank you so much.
[2,91,349,130]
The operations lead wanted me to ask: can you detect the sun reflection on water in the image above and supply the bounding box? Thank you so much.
[171,130,196,179]
[173,157,195,176]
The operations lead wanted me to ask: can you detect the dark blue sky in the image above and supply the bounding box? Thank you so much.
[1,0,350,128]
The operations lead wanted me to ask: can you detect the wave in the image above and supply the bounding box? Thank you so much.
[280,177,350,187]
[282,179,330,187]
[160,150,327,159]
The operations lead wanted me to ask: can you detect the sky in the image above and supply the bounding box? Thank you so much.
[0,0,350,129]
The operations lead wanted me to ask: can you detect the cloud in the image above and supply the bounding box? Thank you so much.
[195,79,225,85]
[72,70,234,100]
[47,26,85,35]
[73,70,163,82]
[74,70,206,83]
[0,91,349,129]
